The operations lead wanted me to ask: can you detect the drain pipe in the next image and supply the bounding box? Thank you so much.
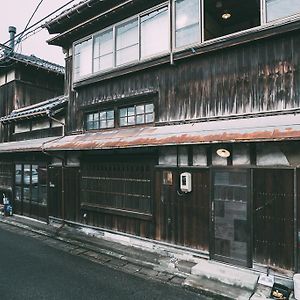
[169,0,174,65]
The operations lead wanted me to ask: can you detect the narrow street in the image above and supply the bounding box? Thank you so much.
[0,223,208,300]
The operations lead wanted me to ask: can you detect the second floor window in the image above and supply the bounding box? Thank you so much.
[175,0,200,48]
[141,6,169,58]
[93,29,114,72]
[116,18,139,66]
[74,38,92,80]
[73,0,300,82]
[119,103,154,127]
[86,109,114,130]
[266,0,300,22]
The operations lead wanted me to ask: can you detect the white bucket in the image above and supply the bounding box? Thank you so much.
[294,274,300,299]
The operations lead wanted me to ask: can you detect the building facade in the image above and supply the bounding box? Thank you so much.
[2,0,300,275]
[0,27,65,221]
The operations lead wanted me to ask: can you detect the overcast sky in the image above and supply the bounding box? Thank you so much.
[0,0,82,66]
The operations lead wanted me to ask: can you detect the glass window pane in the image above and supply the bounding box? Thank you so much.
[100,120,107,128]
[145,113,154,123]
[100,54,113,71]
[128,116,135,125]
[136,105,145,114]
[93,113,99,121]
[99,29,113,56]
[87,114,94,122]
[120,117,127,126]
[266,0,300,22]
[74,38,92,79]
[107,110,114,120]
[86,121,94,130]
[128,107,135,116]
[107,119,114,128]
[120,108,127,117]
[24,165,31,185]
[175,0,200,48]
[141,7,169,58]
[116,18,139,65]
[32,165,38,185]
[145,103,154,113]
[100,111,106,120]
[116,45,139,66]
[15,164,22,185]
[136,115,145,124]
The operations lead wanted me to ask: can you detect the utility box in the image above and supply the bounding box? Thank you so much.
[180,172,192,193]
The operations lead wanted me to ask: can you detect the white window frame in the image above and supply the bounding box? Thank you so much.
[73,2,170,82]
[172,0,202,50]
[73,0,300,82]
[261,0,300,24]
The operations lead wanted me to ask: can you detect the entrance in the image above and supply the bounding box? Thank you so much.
[211,169,251,267]
[48,166,80,222]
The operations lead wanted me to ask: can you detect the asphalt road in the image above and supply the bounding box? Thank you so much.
[0,224,207,300]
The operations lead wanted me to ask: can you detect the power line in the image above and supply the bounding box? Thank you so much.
[17,0,45,44]
[2,0,76,48]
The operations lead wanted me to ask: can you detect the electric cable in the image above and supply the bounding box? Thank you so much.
[1,0,76,48]
[15,0,45,53]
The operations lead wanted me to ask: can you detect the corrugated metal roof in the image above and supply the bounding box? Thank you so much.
[0,137,60,153]
[1,113,300,154]
[0,96,68,123]
[44,113,300,151]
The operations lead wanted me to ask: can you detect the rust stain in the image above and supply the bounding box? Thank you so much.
[45,127,300,151]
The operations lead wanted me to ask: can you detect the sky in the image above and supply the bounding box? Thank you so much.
[0,0,83,66]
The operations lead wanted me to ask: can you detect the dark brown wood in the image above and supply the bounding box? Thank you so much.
[155,168,210,251]
[253,169,294,270]
[67,30,300,133]
[79,155,155,238]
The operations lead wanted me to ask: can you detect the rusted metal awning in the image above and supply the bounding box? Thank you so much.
[1,113,300,154]
[0,137,57,153]
[44,113,300,151]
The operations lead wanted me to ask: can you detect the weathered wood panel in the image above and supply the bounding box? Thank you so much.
[253,169,294,270]
[64,167,81,222]
[68,30,300,132]
[155,168,210,251]
[80,155,156,238]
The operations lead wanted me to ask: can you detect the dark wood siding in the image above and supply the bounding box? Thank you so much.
[155,168,210,251]
[80,155,155,238]
[253,169,294,270]
[68,30,300,132]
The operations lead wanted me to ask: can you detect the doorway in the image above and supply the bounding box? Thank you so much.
[211,169,251,267]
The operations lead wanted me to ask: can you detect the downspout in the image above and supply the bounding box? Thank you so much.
[169,0,174,65]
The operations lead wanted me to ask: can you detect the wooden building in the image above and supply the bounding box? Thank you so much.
[2,0,300,275]
[0,26,65,220]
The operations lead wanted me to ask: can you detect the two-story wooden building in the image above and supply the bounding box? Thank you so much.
[0,26,65,221]
[16,0,300,275]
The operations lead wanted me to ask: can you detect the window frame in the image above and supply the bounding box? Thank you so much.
[261,0,300,24]
[118,103,155,127]
[85,109,115,131]
[172,0,202,50]
[73,0,300,82]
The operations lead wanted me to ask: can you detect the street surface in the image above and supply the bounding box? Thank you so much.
[0,223,208,300]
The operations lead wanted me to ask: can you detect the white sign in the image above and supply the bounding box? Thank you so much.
[258,273,275,287]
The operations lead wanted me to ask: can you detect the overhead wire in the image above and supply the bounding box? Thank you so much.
[15,0,45,53]
[1,0,76,48]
